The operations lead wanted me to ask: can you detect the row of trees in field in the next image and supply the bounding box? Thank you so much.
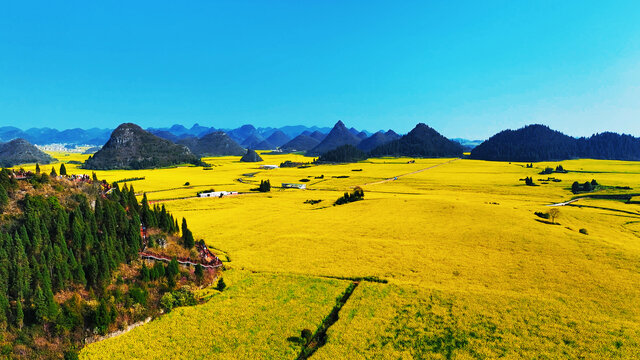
[571,180,599,194]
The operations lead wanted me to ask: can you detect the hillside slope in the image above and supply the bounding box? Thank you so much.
[280,134,320,152]
[178,131,246,156]
[84,123,200,170]
[0,138,54,167]
[369,123,463,157]
[470,125,640,161]
[308,121,361,155]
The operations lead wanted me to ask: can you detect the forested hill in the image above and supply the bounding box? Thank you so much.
[177,131,246,157]
[368,123,463,158]
[576,132,640,161]
[83,123,201,170]
[0,139,54,167]
[470,124,640,162]
[0,169,207,359]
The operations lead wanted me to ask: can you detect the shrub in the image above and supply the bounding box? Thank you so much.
[524,177,535,186]
[128,286,148,306]
[579,228,589,235]
[253,180,271,192]
[160,293,175,312]
[335,187,365,205]
[548,208,560,223]
[216,278,226,292]
[572,180,598,194]
[301,328,313,343]
[534,211,550,219]
[194,264,204,282]
[64,350,79,360]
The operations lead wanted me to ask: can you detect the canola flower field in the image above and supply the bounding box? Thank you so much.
[13,153,640,358]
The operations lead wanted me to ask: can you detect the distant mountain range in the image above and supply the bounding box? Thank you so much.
[357,130,400,152]
[177,132,246,157]
[0,123,341,147]
[280,134,320,152]
[4,121,639,165]
[451,138,484,152]
[0,127,113,146]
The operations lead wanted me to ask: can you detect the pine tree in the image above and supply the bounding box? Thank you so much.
[84,255,98,289]
[216,278,226,291]
[166,258,179,288]
[94,299,110,335]
[572,181,580,194]
[140,262,150,282]
[50,167,57,177]
[153,261,165,279]
[0,185,8,212]
[0,293,8,328]
[194,264,204,282]
[15,299,24,329]
[35,163,41,175]
[60,163,67,176]
[158,204,168,231]
[92,172,98,182]
[34,285,48,323]
[258,180,271,192]
[181,218,195,249]
[140,193,156,228]
[128,185,139,213]
[11,232,31,300]
[0,246,8,296]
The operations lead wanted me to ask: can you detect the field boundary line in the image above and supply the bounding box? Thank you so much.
[296,282,359,359]
[361,158,459,186]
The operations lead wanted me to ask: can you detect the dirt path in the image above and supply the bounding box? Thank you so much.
[362,158,459,186]
[546,199,580,207]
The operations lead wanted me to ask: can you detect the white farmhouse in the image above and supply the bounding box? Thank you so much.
[198,191,238,198]
[281,183,306,189]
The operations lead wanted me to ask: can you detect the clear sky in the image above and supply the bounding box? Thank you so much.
[1,1,640,138]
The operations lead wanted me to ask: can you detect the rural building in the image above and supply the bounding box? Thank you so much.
[198,191,238,198]
[282,183,306,189]
[259,165,279,170]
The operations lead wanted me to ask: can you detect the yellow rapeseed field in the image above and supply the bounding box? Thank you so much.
[80,270,348,359]
[16,152,640,358]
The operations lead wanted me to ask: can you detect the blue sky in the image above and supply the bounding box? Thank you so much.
[1,1,640,138]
